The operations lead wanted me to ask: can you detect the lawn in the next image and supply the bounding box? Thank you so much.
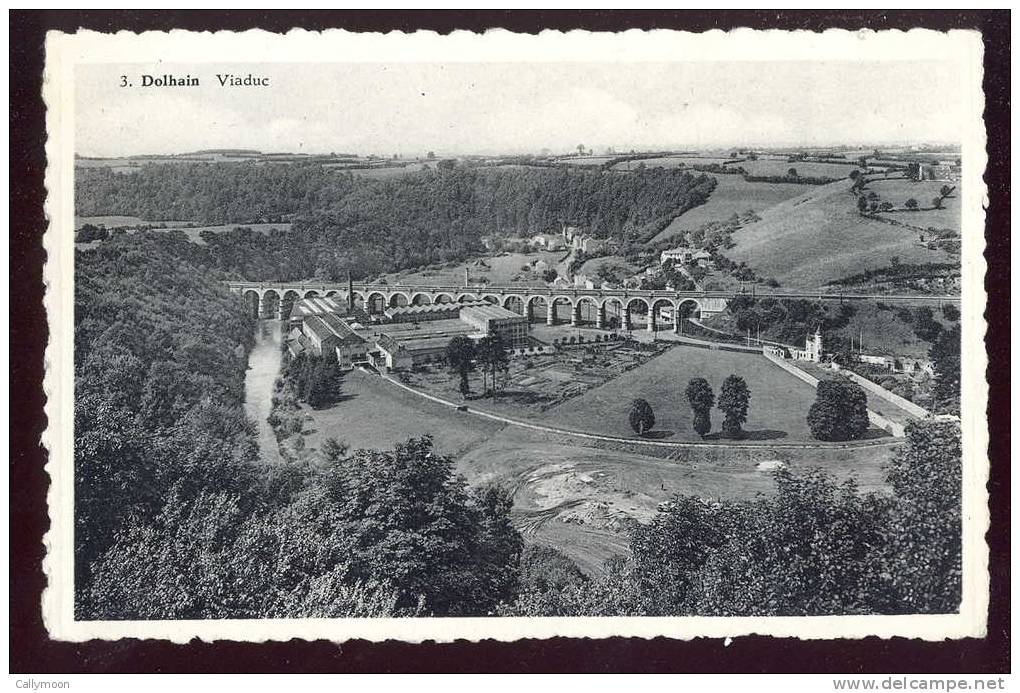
[542,344,825,443]
[726,179,956,290]
[300,367,506,458]
[651,176,807,243]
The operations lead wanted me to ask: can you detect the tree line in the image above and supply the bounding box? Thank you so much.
[76,162,716,281]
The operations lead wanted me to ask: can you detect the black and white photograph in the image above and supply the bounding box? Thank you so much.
[29,23,994,652]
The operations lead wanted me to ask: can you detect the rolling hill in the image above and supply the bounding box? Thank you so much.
[726,179,956,290]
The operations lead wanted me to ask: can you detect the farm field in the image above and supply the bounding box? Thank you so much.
[738,159,857,179]
[865,178,961,230]
[726,179,956,289]
[380,250,566,287]
[541,344,836,443]
[556,156,616,166]
[613,156,735,170]
[651,175,806,243]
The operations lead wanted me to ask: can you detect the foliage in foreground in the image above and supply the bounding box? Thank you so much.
[75,238,521,619]
[502,419,962,617]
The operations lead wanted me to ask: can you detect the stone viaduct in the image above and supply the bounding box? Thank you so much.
[225,280,961,333]
[226,280,731,332]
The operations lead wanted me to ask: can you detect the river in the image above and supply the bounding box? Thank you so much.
[244,319,284,465]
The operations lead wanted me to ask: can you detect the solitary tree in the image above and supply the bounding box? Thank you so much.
[718,375,750,438]
[905,198,920,211]
[932,196,944,210]
[629,398,656,435]
[787,167,798,178]
[856,196,869,214]
[684,377,715,437]
[446,335,476,396]
[939,184,955,198]
[807,380,870,441]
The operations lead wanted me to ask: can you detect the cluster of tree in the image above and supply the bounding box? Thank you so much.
[633,375,750,440]
[75,234,522,619]
[726,295,855,346]
[855,180,955,216]
[502,419,962,616]
[827,262,959,289]
[807,380,870,441]
[282,350,344,409]
[77,162,717,281]
[681,376,754,438]
[445,334,510,396]
[75,224,110,243]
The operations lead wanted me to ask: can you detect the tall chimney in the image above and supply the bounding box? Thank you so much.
[347,270,354,311]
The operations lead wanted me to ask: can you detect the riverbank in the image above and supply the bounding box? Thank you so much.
[243,319,284,464]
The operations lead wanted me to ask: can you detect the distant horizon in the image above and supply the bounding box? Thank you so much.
[76,61,970,159]
[75,140,963,161]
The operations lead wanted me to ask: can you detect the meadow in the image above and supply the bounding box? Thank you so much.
[726,180,956,289]
[738,158,857,179]
[651,175,807,243]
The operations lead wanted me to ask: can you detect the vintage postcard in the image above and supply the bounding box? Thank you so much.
[42,27,988,643]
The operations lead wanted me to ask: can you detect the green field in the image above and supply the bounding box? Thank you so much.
[542,344,834,443]
[726,179,956,289]
[652,175,807,243]
[866,177,961,230]
[739,159,857,179]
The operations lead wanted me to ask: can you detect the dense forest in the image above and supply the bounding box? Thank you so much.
[76,162,716,280]
[74,233,962,619]
[75,235,521,618]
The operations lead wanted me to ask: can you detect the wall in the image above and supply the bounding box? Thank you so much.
[762,351,906,437]
[839,368,930,419]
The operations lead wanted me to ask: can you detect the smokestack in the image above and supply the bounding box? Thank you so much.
[347,270,353,311]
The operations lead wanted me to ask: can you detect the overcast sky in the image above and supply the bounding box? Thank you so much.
[76,61,966,157]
